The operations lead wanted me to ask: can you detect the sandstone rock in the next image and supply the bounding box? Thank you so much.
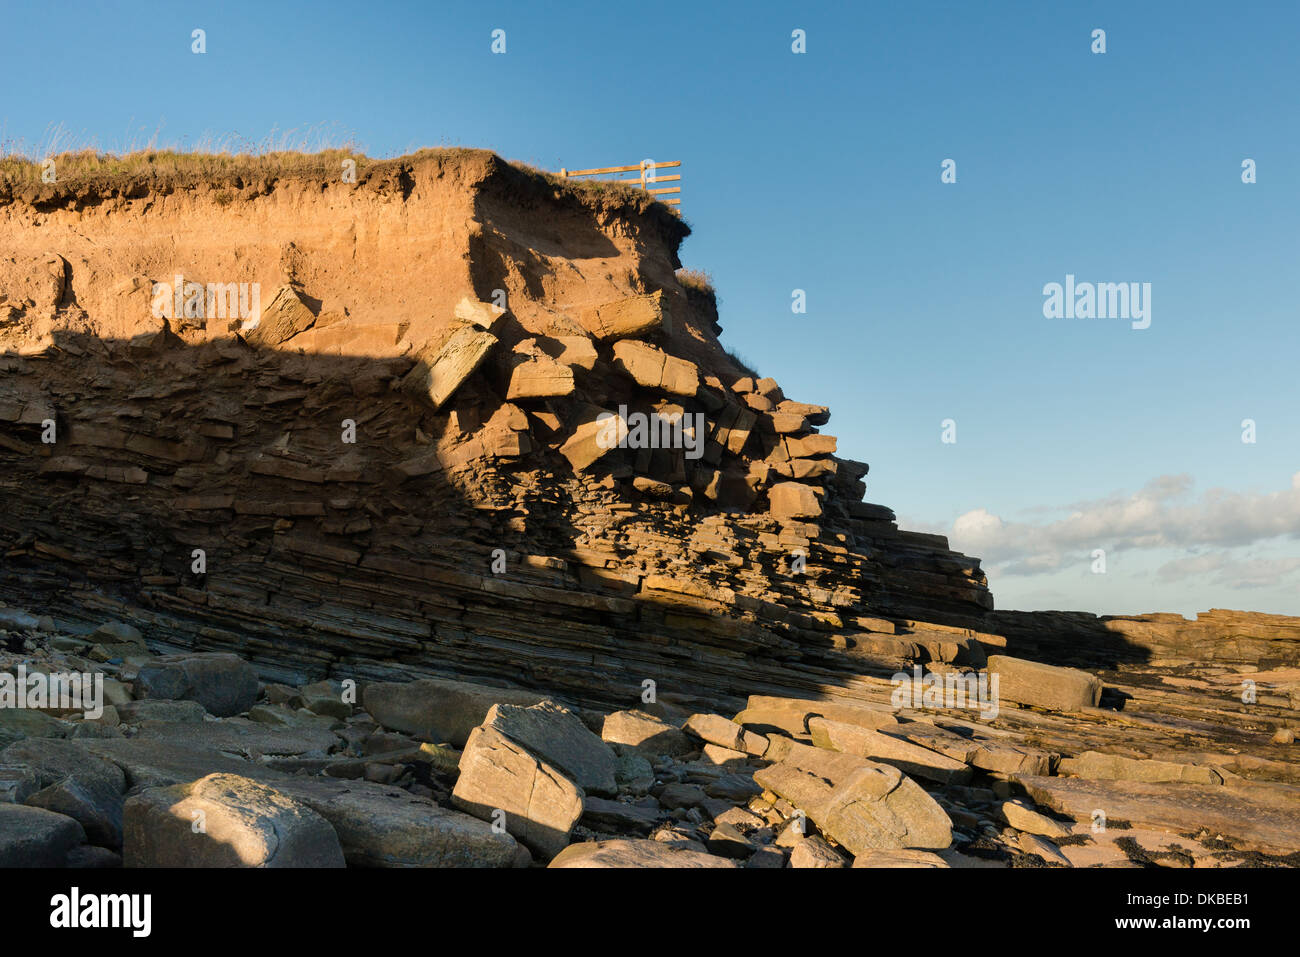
[134,719,339,759]
[0,803,85,867]
[768,482,822,521]
[754,746,952,854]
[1058,750,1223,785]
[1,738,126,847]
[559,411,627,471]
[579,292,668,341]
[683,713,767,756]
[0,709,70,748]
[612,340,699,396]
[1018,775,1300,854]
[582,796,661,832]
[735,696,897,740]
[549,838,737,868]
[401,325,498,409]
[244,284,315,346]
[115,699,208,724]
[999,799,1072,838]
[362,676,548,748]
[601,710,693,757]
[454,296,504,330]
[135,652,259,717]
[123,773,345,868]
[986,655,1102,713]
[614,752,654,794]
[92,620,142,643]
[276,776,524,867]
[1016,832,1072,866]
[484,700,617,796]
[789,834,850,868]
[808,717,972,785]
[0,764,38,803]
[507,356,575,399]
[452,725,584,859]
[852,848,949,868]
[706,821,755,859]
[83,739,282,790]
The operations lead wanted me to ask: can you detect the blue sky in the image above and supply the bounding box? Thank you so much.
[4,1,1297,616]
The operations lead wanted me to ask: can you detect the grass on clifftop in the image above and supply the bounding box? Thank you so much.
[0,143,683,220]
[0,148,374,186]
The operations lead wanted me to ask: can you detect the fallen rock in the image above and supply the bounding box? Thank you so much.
[0,803,86,867]
[115,699,208,724]
[278,776,525,867]
[683,713,767,756]
[579,292,669,341]
[582,796,661,832]
[549,838,738,868]
[485,700,617,796]
[986,655,1102,713]
[1058,750,1224,786]
[362,676,547,748]
[601,710,693,757]
[999,799,1072,838]
[135,653,259,717]
[852,848,950,868]
[1,738,126,847]
[754,744,952,854]
[0,709,70,748]
[1018,774,1300,854]
[123,773,345,868]
[768,482,822,521]
[82,738,285,790]
[789,834,850,868]
[809,717,972,785]
[401,324,498,409]
[452,725,584,859]
[134,719,339,759]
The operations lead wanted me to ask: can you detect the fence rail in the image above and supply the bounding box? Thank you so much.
[559,160,682,206]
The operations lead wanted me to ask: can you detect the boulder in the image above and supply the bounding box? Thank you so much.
[789,834,850,868]
[484,700,617,797]
[452,725,584,859]
[0,709,71,748]
[115,700,208,724]
[400,325,498,409]
[134,718,340,759]
[808,717,972,785]
[549,838,737,868]
[999,800,1072,838]
[754,745,952,854]
[683,713,768,756]
[0,804,85,867]
[579,291,669,341]
[986,656,1102,713]
[1,738,126,847]
[767,482,822,521]
[123,773,345,868]
[1058,750,1223,785]
[362,676,548,748]
[507,355,575,399]
[559,412,627,471]
[135,652,259,717]
[83,738,282,791]
[244,284,315,346]
[852,848,950,868]
[601,710,693,757]
[277,777,524,867]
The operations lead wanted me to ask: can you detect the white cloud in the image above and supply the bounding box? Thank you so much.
[946,471,1300,582]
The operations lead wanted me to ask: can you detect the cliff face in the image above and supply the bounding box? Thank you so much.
[0,149,991,711]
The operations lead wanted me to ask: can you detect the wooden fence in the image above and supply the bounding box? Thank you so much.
[558,160,681,206]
